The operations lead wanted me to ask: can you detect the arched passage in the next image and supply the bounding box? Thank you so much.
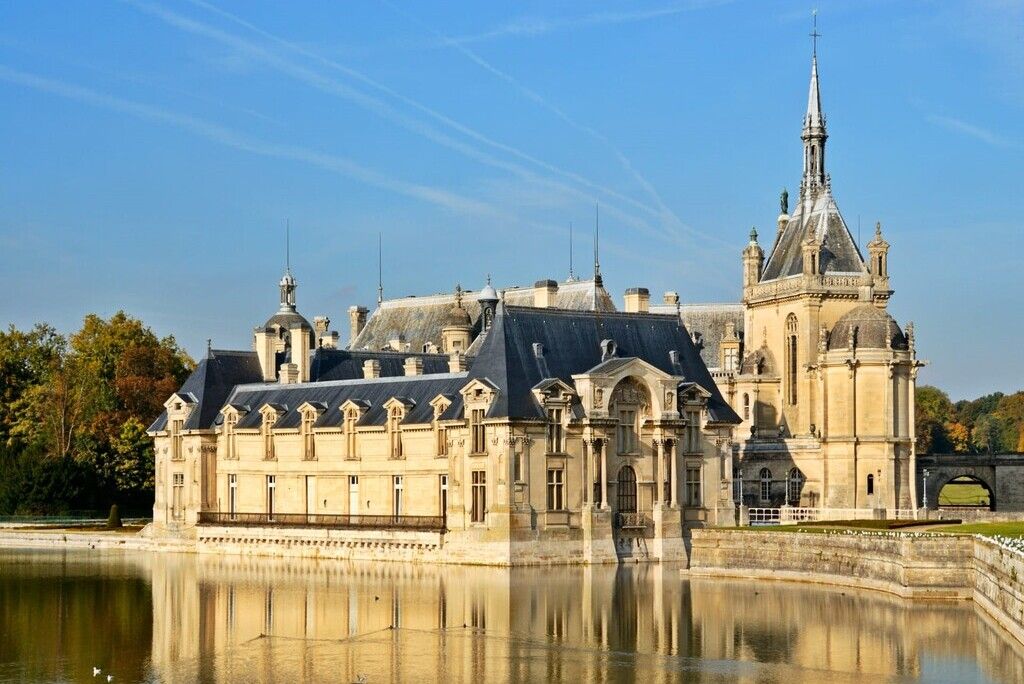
[938,475,994,509]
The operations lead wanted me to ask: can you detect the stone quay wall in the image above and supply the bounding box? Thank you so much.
[688,529,1024,644]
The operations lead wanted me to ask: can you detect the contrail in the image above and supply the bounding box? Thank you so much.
[380,0,731,249]
[182,0,665,221]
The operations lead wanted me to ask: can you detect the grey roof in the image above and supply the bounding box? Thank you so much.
[467,305,739,424]
[761,190,865,281]
[350,278,616,353]
[650,303,744,369]
[147,350,263,432]
[827,304,907,351]
[309,347,449,381]
[224,373,468,430]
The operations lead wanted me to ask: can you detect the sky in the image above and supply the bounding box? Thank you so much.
[0,0,1021,401]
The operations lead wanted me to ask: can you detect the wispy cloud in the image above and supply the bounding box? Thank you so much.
[446,2,718,45]
[927,114,1020,149]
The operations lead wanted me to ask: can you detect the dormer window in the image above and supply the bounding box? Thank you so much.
[431,397,451,458]
[224,412,237,460]
[261,410,277,461]
[170,418,184,461]
[470,409,486,454]
[301,411,316,461]
[344,407,359,460]
[723,347,738,372]
[546,407,565,454]
[387,405,404,459]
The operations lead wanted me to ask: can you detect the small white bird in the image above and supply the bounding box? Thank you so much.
[107,676,113,683]
[92,667,101,677]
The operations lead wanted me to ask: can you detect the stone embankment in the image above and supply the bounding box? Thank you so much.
[688,529,1024,644]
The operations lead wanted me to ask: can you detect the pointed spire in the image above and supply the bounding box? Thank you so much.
[279,221,297,312]
[593,203,602,287]
[801,11,828,197]
[805,50,824,131]
[377,232,383,307]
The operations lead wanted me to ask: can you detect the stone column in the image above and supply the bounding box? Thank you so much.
[654,438,664,505]
[669,439,679,508]
[599,439,609,510]
[581,438,590,506]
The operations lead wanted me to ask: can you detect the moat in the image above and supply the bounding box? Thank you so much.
[1,548,1022,683]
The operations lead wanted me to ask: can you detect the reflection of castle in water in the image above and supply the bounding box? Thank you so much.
[146,553,1024,683]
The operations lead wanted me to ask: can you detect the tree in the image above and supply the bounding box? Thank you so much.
[10,352,101,458]
[994,392,1024,453]
[945,421,970,453]
[0,324,64,449]
[109,417,154,495]
[916,385,955,454]
[972,414,1004,454]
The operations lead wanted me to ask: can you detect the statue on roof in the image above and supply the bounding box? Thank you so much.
[780,188,789,215]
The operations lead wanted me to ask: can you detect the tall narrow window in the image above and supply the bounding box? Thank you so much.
[867,473,875,496]
[171,472,184,519]
[439,474,448,519]
[786,314,798,406]
[742,394,750,421]
[617,410,638,454]
[262,413,275,461]
[170,419,184,461]
[433,399,449,458]
[224,413,237,460]
[388,406,403,459]
[471,470,486,523]
[228,473,237,519]
[302,412,316,461]
[546,468,565,511]
[759,468,772,502]
[686,410,701,453]
[788,468,804,505]
[348,475,359,515]
[685,465,702,506]
[344,409,358,460]
[266,475,276,519]
[470,409,486,454]
[393,475,404,516]
[732,466,743,503]
[546,407,564,453]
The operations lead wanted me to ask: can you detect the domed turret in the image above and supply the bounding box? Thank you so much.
[477,275,499,332]
[827,304,907,351]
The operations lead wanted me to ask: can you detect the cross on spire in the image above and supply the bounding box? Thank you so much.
[810,9,821,58]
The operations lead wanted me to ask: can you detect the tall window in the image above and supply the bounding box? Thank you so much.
[867,473,874,496]
[228,473,237,519]
[546,407,564,453]
[546,468,565,511]
[393,475,404,516]
[759,468,772,502]
[170,419,184,461]
[742,394,750,421]
[788,468,805,505]
[732,466,743,503]
[171,472,184,519]
[388,406,403,459]
[439,475,448,519]
[685,465,702,506]
[724,347,738,372]
[686,410,701,453]
[617,410,638,454]
[224,413,237,460]
[262,414,275,461]
[471,470,486,523]
[786,314,798,406]
[302,412,316,461]
[348,475,359,515]
[617,466,637,513]
[470,409,486,454]
[344,409,358,459]
[266,475,276,519]
[664,441,673,503]
[434,403,448,457]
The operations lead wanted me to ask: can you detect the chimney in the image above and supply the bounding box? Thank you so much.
[314,316,330,337]
[533,279,558,308]
[404,357,423,376]
[319,331,339,349]
[280,363,299,385]
[624,287,650,313]
[663,291,679,306]
[363,359,380,379]
[348,306,368,346]
[290,324,312,383]
[448,352,467,373]
[388,333,406,352]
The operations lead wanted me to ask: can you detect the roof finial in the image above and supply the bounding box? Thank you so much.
[568,221,575,281]
[593,203,602,286]
[377,232,383,307]
[206,338,212,358]
[810,9,820,59]
[286,219,291,275]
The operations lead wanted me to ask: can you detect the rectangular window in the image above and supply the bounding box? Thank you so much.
[171,419,184,461]
[344,412,358,459]
[266,475,276,519]
[724,347,738,372]
[546,408,564,453]
[303,415,316,460]
[471,470,486,523]
[348,475,359,515]
[393,475,404,516]
[685,466,702,506]
[732,468,742,503]
[617,410,637,454]
[171,472,184,519]
[687,410,701,453]
[471,409,486,454]
[228,473,237,519]
[546,468,565,511]
[436,424,448,457]
[439,474,448,519]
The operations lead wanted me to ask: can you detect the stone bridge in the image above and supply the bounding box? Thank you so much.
[917,454,1024,511]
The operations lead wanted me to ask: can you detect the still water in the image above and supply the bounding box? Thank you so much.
[0,549,1022,684]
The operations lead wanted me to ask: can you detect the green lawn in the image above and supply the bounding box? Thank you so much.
[929,522,1024,537]
[732,520,1024,538]
[938,482,991,507]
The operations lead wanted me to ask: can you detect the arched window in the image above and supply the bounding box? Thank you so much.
[759,468,772,502]
[742,394,750,421]
[617,466,637,513]
[787,468,804,505]
[786,314,798,406]
[867,473,875,496]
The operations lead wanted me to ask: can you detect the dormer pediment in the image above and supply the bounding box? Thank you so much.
[298,401,328,417]
[532,377,575,405]
[678,381,712,403]
[460,378,498,402]
[164,392,197,412]
[383,396,416,413]
[258,403,286,425]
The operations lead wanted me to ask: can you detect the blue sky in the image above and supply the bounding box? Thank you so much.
[0,0,1021,400]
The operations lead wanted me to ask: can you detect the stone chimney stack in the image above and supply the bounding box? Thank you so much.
[348,306,368,346]
[448,352,467,373]
[363,359,380,379]
[404,357,423,376]
[533,279,558,308]
[624,287,650,313]
[280,363,299,385]
[663,291,680,306]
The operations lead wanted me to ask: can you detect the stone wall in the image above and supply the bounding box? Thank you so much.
[688,529,1024,644]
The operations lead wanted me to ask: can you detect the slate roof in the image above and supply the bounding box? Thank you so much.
[146,350,263,432]
[309,347,449,381]
[350,278,616,353]
[223,373,468,430]
[468,305,740,424]
[650,303,744,370]
[761,190,865,281]
[827,304,908,351]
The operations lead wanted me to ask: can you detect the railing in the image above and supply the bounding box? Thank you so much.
[748,507,919,525]
[197,512,446,532]
[615,512,650,530]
